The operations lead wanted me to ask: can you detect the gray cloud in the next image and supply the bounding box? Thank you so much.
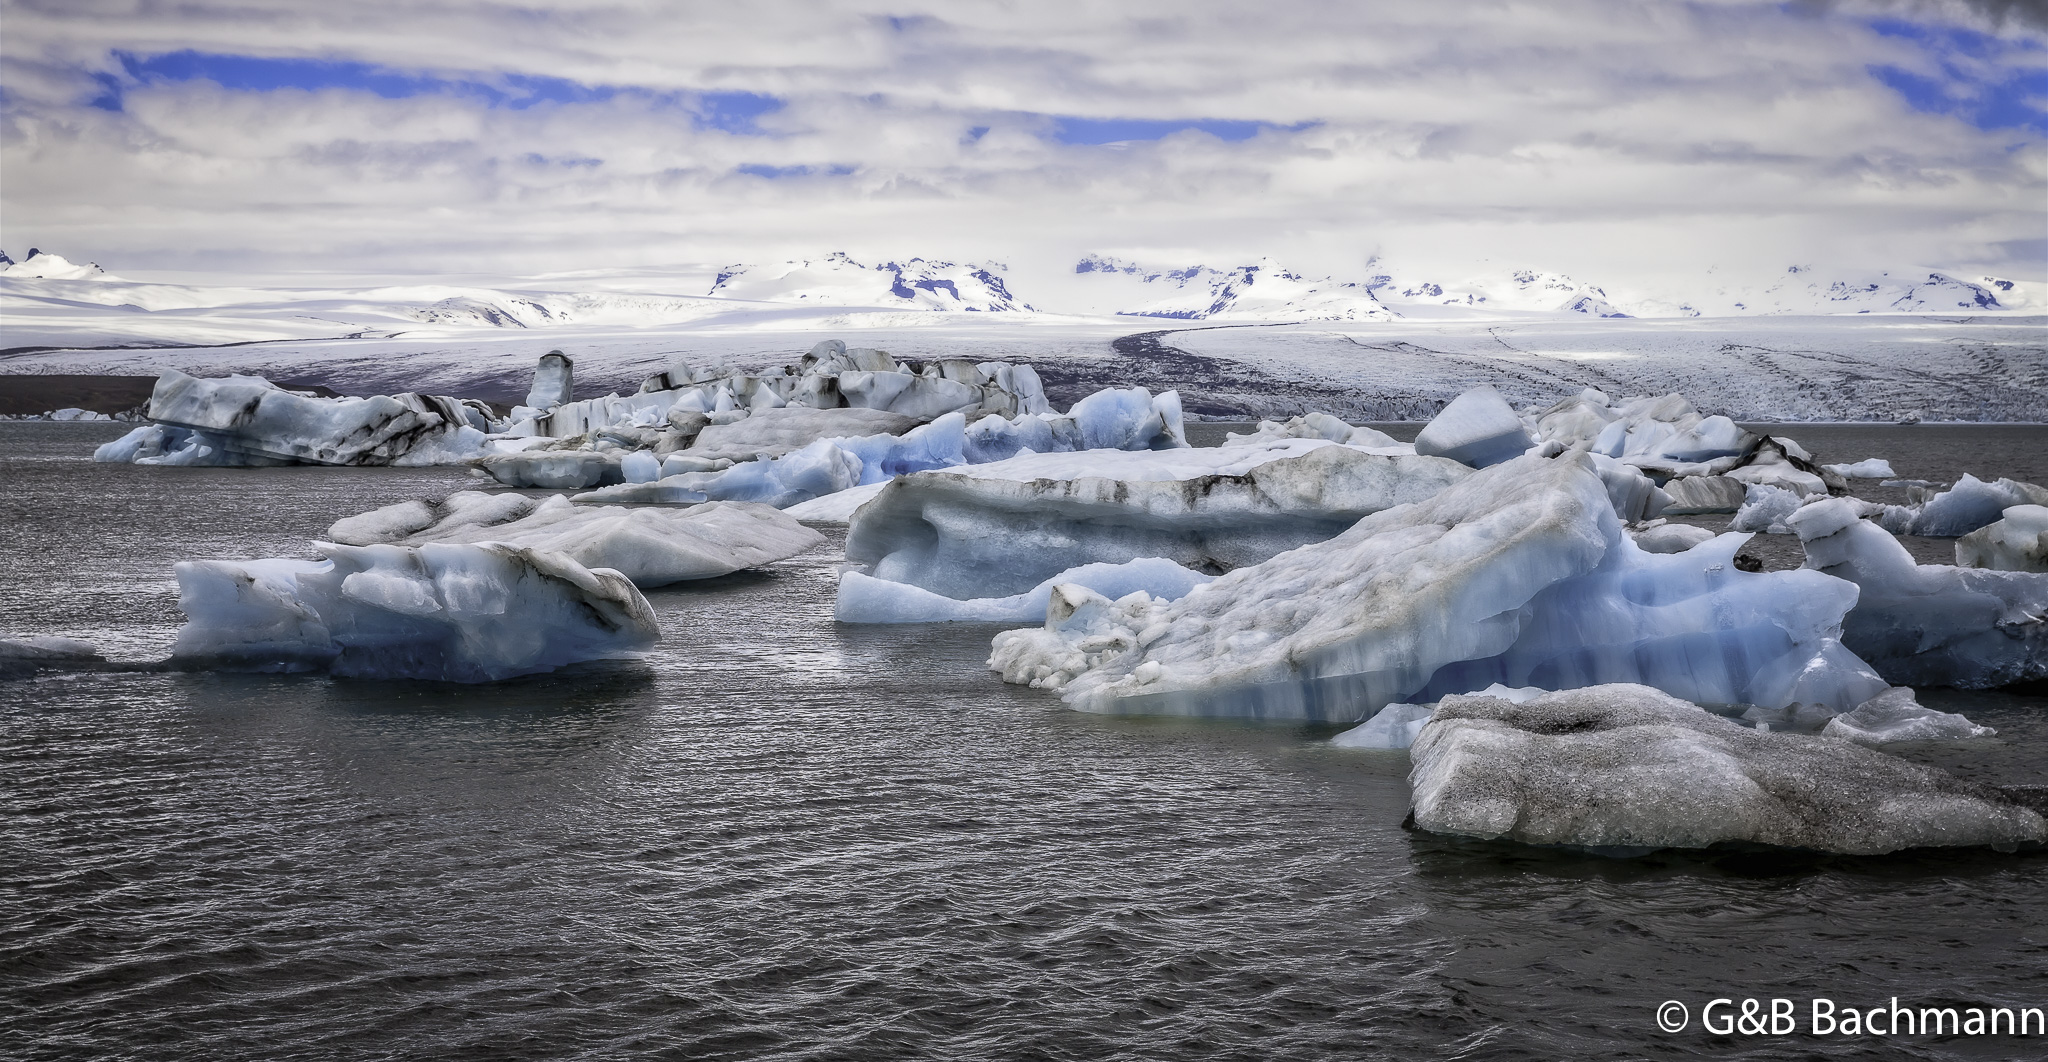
[0,0,2040,289]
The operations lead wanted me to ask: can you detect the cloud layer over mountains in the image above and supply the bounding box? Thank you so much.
[3,1,2042,288]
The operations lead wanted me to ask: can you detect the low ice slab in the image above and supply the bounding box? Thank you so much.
[327,492,822,587]
[478,450,623,489]
[1956,504,2048,573]
[1328,684,1545,751]
[170,542,658,681]
[1224,412,1403,450]
[128,369,494,466]
[1791,498,2048,688]
[782,481,890,525]
[1412,386,1533,468]
[992,454,1887,722]
[1820,687,1995,745]
[1631,523,1717,554]
[684,406,919,461]
[836,557,1213,624]
[847,439,1474,600]
[1659,475,1746,515]
[1,636,105,679]
[1407,684,2043,855]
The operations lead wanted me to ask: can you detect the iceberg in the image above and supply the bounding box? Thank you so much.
[1529,389,1755,469]
[1329,683,1545,750]
[1909,475,2048,537]
[1224,412,1404,449]
[327,492,823,587]
[526,350,573,410]
[1412,386,1533,467]
[1956,504,2048,573]
[1824,458,1896,479]
[1820,686,1996,746]
[1,635,105,679]
[848,439,1474,601]
[1659,475,1746,515]
[683,406,919,460]
[782,481,891,525]
[576,387,1190,511]
[836,557,1213,624]
[1789,498,2048,688]
[98,369,497,467]
[1730,483,1807,534]
[170,542,659,681]
[992,454,1888,722]
[1406,683,2043,855]
[477,450,623,489]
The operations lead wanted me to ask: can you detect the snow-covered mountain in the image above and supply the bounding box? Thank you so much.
[0,249,111,281]
[1625,267,2023,317]
[1074,255,1393,321]
[1363,265,1630,317]
[707,252,1030,311]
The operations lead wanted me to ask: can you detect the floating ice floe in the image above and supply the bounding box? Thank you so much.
[782,481,891,525]
[575,386,1188,510]
[1224,412,1404,450]
[1413,386,1533,467]
[170,542,658,681]
[847,438,1474,601]
[683,406,920,461]
[1819,686,1997,745]
[95,370,500,467]
[1330,684,1546,750]
[1528,389,1755,470]
[327,492,823,587]
[836,558,1213,624]
[1790,498,2048,689]
[0,635,105,679]
[1956,505,2048,573]
[1824,458,1896,479]
[1406,683,2042,855]
[991,453,1889,722]
[1907,475,2048,537]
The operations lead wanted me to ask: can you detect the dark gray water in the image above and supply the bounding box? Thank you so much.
[4,422,2046,1061]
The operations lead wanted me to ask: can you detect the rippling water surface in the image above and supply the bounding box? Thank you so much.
[5,422,2045,1060]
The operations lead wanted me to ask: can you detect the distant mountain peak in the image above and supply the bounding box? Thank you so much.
[709,253,1032,311]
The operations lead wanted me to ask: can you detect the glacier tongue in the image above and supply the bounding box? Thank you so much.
[1407,683,2044,855]
[991,453,1887,722]
[1790,497,2048,688]
[170,542,659,682]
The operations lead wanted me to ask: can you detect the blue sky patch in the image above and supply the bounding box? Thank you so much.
[736,163,856,178]
[1866,19,2047,134]
[1049,117,1312,145]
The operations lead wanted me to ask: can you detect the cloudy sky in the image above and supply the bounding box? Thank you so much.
[2,0,2042,288]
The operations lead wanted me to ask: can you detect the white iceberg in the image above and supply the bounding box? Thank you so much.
[1790,497,2048,689]
[1413,386,1533,468]
[992,454,1888,722]
[1529,390,1756,470]
[1631,523,1717,554]
[1659,475,1747,515]
[526,350,573,410]
[0,635,105,678]
[1824,458,1896,479]
[848,439,1474,601]
[1224,412,1404,450]
[170,542,659,681]
[1407,683,2043,855]
[836,557,1213,624]
[476,450,623,489]
[782,481,891,525]
[327,492,823,587]
[1956,504,2048,573]
[683,406,919,461]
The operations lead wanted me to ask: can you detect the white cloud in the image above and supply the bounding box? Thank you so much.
[0,0,2041,289]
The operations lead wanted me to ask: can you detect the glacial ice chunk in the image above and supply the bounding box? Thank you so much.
[1631,523,1716,554]
[132,369,493,466]
[1730,483,1807,534]
[1956,504,2048,573]
[327,492,822,587]
[1406,683,2043,855]
[1329,703,1434,749]
[0,635,105,678]
[1824,458,1896,479]
[684,406,919,461]
[1790,497,2048,688]
[991,455,1889,721]
[1413,386,1533,468]
[1225,412,1403,450]
[477,450,623,489]
[1659,475,1746,515]
[1910,475,2048,537]
[849,439,1473,600]
[836,557,1213,624]
[170,543,659,681]
[526,350,573,410]
[1820,686,1995,745]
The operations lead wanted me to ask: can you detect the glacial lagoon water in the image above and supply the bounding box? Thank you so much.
[4,420,2046,1060]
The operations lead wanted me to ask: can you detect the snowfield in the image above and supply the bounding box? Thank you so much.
[3,258,2043,420]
